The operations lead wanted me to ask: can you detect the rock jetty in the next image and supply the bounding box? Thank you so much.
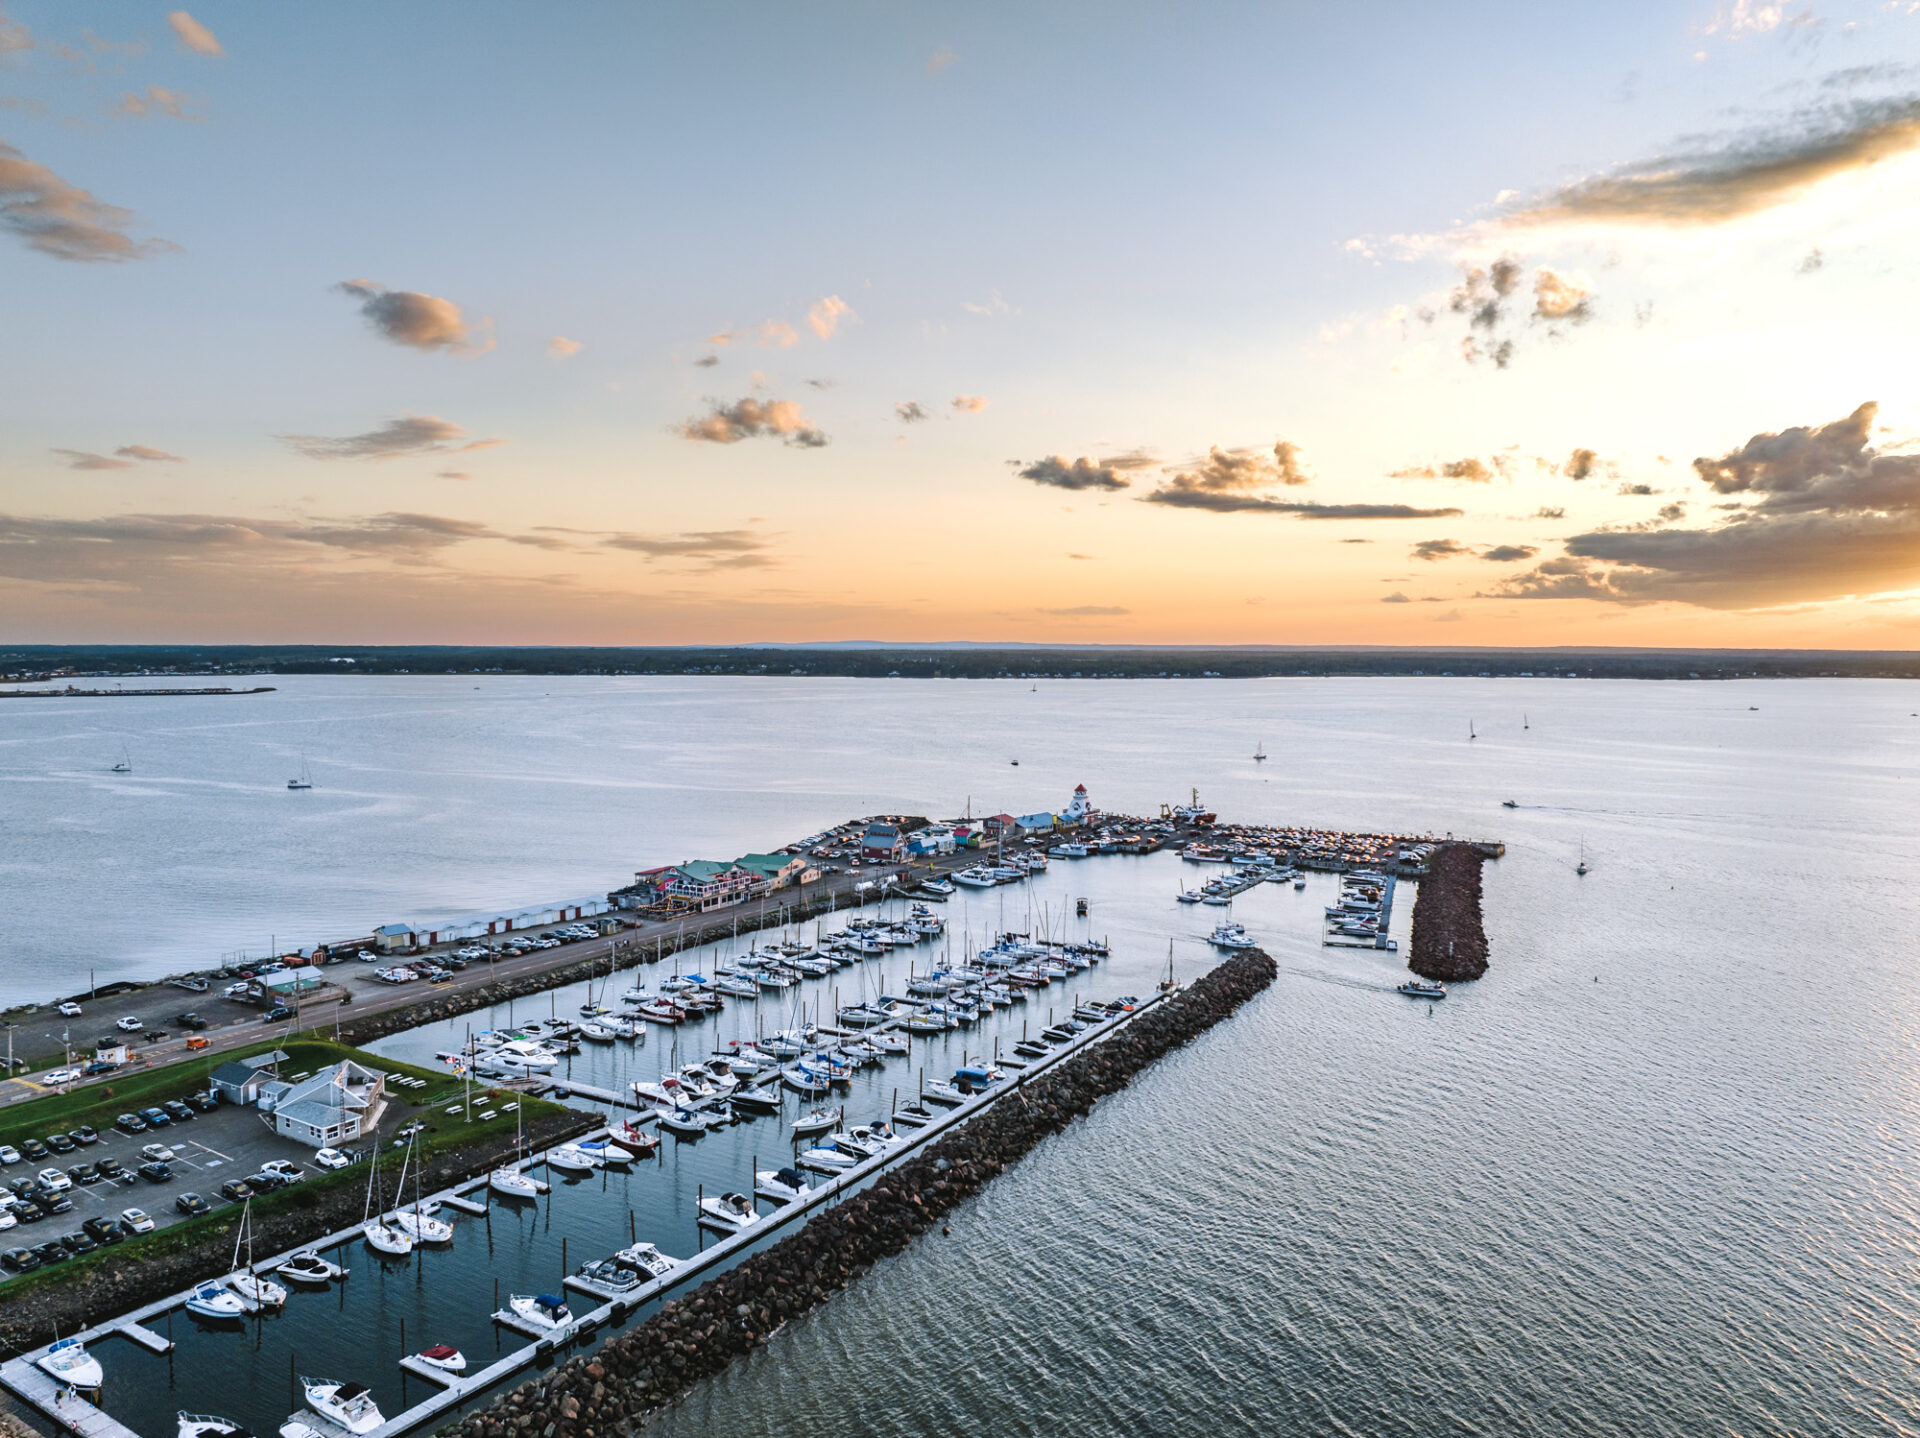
[447,948,1277,1438]
[1407,842,1490,981]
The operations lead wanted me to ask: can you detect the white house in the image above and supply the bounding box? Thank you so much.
[265,1059,387,1148]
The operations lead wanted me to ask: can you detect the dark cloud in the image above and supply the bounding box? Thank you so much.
[1451,257,1524,330]
[1479,544,1538,562]
[1657,502,1686,522]
[116,445,184,463]
[895,402,929,424]
[1380,591,1412,603]
[1534,506,1566,519]
[335,280,489,354]
[1565,448,1598,480]
[678,397,827,448]
[281,415,505,461]
[693,355,720,368]
[1412,538,1471,561]
[1491,400,1920,608]
[1141,487,1462,520]
[1503,96,1920,229]
[1619,483,1655,496]
[1393,457,1497,483]
[0,140,173,263]
[52,448,134,471]
[1017,456,1132,492]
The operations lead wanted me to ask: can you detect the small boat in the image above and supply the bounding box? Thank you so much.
[921,878,955,896]
[919,1080,967,1107]
[795,1141,858,1171]
[727,1083,782,1114]
[38,1337,103,1389]
[392,1208,453,1244]
[1012,1039,1048,1059]
[276,1250,347,1286]
[363,1219,412,1256]
[792,1103,843,1138]
[615,1242,681,1281]
[578,1138,632,1168]
[1398,978,1447,999]
[608,1117,661,1156]
[287,758,314,791]
[507,1293,571,1331]
[184,1280,248,1322]
[1208,922,1255,951]
[656,1105,718,1138]
[1502,799,1517,808]
[228,1269,288,1310]
[892,1103,935,1128]
[545,1144,600,1174]
[755,1167,810,1202]
[875,1031,910,1055]
[415,1345,467,1374]
[580,1020,618,1043]
[696,1190,758,1231]
[1576,839,1590,876]
[489,1165,541,1199]
[111,746,133,775]
[302,1379,383,1436]
[177,1414,250,1438]
[1254,741,1267,762]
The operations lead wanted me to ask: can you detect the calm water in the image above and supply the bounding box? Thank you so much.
[8,676,1920,1436]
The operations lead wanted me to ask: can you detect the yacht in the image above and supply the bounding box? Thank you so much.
[754,1167,810,1203]
[792,1103,843,1137]
[301,1380,383,1436]
[545,1144,600,1174]
[1397,977,1447,999]
[1208,922,1256,950]
[38,1337,103,1389]
[275,1250,348,1286]
[414,1345,467,1374]
[507,1293,571,1331]
[178,1415,251,1438]
[951,866,998,888]
[184,1280,248,1322]
[696,1190,758,1231]
[615,1241,681,1281]
[488,1039,561,1073]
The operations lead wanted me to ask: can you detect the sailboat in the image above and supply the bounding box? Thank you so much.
[1523,713,1530,730]
[1253,741,1267,762]
[361,1147,412,1256]
[1469,719,1476,741]
[391,1130,453,1244]
[1576,840,1590,877]
[111,746,132,774]
[226,1198,288,1309]
[490,1102,540,1199]
[288,758,314,791]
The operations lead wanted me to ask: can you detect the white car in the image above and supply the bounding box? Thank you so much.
[311,1148,350,1171]
[41,1068,79,1086]
[0,1209,15,1231]
[140,1143,176,1163]
[0,1145,20,1165]
[115,1016,143,1032]
[260,1160,303,1180]
[56,1002,82,1018]
[121,1207,155,1232]
[223,981,254,997]
[37,1168,72,1191]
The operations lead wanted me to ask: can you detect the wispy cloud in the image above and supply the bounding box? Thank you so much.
[547,336,583,358]
[165,10,223,57]
[677,397,827,448]
[952,394,989,413]
[52,448,134,471]
[708,320,798,349]
[115,85,202,121]
[0,5,33,53]
[926,45,958,76]
[1041,605,1128,616]
[281,415,504,461]
[0,141,174,263]
[807,295,856,340]
[116,445,184,463]
[895,401,929,423]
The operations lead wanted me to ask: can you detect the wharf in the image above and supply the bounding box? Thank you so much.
[113,1320,173,1353]
[0,1358,143,1438]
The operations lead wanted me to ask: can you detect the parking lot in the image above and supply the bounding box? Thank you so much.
[0,1091,379,1273]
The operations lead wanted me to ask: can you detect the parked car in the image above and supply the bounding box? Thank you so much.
[163,1100,195,1122]
[41,1068,79,1086]
[29,1240,67,1265]
[263,1005,294,1022]
[66,1163,99,1185]
[44,1133,75,1155]
[187,1091,220,1111]
[120,1207,155,1233]
[140,1144,175,1163]
[245,1171,291,1192]
[19,1139,48,1161]
[81,1216,125,1245]
[175,1012,209,1030]
[185,1036,209,1052]
[70,1125,98,1146]
[36,1168,71,1192]
[115,1016,143,1032]
[95,1157,126,1179]
[1,1246,39,1271]
[215,1179,253,1203]
[31,1190,71,1214]
[312,1148,351,1171]
[260,1160,304,1180]
[59,1231,97,1256]
[174,1192,210,1216]
[0,1146,19,1165]
[56,1002,82,1018]
[137,1107,171,1127]
[136,1162,172,1184]
[113,1114,148,1135]
[222,981,254,997]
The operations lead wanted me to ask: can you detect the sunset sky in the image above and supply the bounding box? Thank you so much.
[4,2,1919,647]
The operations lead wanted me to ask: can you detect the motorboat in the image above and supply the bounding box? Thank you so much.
[791,1104,842,1138]
[576,1256,650,1292]
[507,1293,571,1331]
[616,1242,681,1281]
[951,866,998,888]
[178,1414,251,1438]
[392,1208,454,1243]
[488,1039,561,1073]
[1398,978,1447,999]
[727,1083,782,1114]
[489,1165,541,1199]
[875,1031,910,1055]
[633,1074,699,1108]
[38,1336,103,1389]
[1208,922,1256,950]
[580,1020,618,1043]
[545,1144,600,1175]
[656,1105,718,1138]
[184,1280,248,1322]
[1502,799,1518,808]
[919,1080,967,1107]
[696,1190,758,1231]
[892,1103,935,1128]
[795,1141,858,1172]
[608,1117,661,1156]
[1048,842,1089,859]
[414,1345,467,1374]
[835,1123,899,1157]
[1012,1039,1048,1059]
[921,878,955,895]
[634,999,686,1024]
[276,1250,347,1286]
[755,1167,810,1202]
[302,1379,383,1436]
[780,1062,831,1097]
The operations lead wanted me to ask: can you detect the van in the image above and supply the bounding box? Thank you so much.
[184,1036,209,1052]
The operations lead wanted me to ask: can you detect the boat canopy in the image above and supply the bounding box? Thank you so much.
[536,1294,565,1310]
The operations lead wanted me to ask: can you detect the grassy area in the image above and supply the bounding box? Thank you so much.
[0,1042,570,1300]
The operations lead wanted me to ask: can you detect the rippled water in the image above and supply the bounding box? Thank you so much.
[10,676,1920,1435]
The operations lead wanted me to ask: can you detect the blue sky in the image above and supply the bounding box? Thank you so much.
[4,2,1919,644]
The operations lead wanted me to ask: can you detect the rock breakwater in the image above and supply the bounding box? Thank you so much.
[447,948,1278,1437]
[1407,842,1490,981]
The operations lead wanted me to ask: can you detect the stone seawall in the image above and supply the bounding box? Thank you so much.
[1407,843,1490,981]
[446,948,1279,1438]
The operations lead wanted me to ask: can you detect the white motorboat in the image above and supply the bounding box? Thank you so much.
[302,1379,383,1436]
[919,1080,967,1107]
[835,1123,900,1157]
[951,867,997,888]
[279,1422,329,1438]
[875,1031,910,1054]
[545,1144,600,1174]
[921,878,955,895]
[1398,978,1447,999]
[392,1208,454,1243]
[178,1413,250,1438]
[655,1105,717,1138]
[490,1165,540,1199]
[184,1280,248,1322]
[1048,842,1089,858]
[754,1167,810,1203]
[580,1020,618,1043]
[276,1250,348,1285]
[38,1337,103,1389]
[507,1293,571,1330]
[696,1190,759,1231]
[414,1344,467,1374]
[615,1242,681,1281]
[795,1140,858,1171]
[489,1039,561,1073]
[1208,922,1256,950]
[632,1075,698,1108]
[791,1104,842,1137]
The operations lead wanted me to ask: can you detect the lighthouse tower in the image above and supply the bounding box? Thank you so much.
[1063,783,1092,822]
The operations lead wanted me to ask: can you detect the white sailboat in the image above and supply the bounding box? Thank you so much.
[1254,740,1267,762]
[111,745,133,774]
[391,1130,453,1243]
[490,1102,540,1199]
[361,1145,412,1257]
[287,757,314,791]
[226,1198,288,1309]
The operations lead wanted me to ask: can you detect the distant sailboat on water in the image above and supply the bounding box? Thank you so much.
[1469,719,1476,741]
[111,745,132,774]
[288,758,314,791]
[1576,839,1590,876]
[1254,740,1267,762]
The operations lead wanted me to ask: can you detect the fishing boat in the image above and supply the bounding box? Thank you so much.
[1398,978,1447,999]
[275,1250,347,1286]
[507,1293,571,1331]
[414,1345,467,1374]
[696,1190,758,1231]
[287,758,314,791]
[301,1379,383,1436]
[755,1167,810,1203]
[38,1337,103,1389]
[184,1280,248,1322]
